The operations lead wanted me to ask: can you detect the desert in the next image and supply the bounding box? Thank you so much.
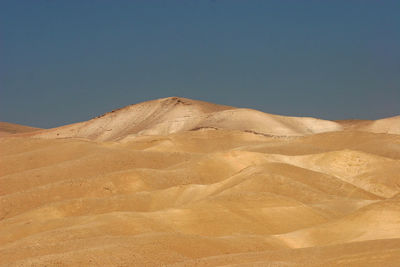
[1,97,399,266]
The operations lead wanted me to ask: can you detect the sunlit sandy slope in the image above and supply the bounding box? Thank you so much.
[31,97,343,140]
[1,98,399,266]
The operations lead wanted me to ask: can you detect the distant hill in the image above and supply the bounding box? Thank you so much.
[32,97,344,141]
[9,97,398,141]
[0,122,41,137]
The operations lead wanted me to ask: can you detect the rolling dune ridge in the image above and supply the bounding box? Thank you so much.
[1,97,399,266]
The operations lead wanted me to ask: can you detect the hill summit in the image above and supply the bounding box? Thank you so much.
[33,97,345,141]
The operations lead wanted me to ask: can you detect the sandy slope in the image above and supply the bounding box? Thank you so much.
[357,115,400,135]
[31,97,343,140]
[1,98,400,266]
[29,97,400,140]
[335,116,400,135]
[0,122,41,137]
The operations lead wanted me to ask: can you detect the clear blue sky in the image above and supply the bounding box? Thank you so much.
[1,0,399,128]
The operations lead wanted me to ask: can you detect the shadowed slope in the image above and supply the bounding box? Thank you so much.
[335,116,400,135]
[0,122,41,137]
[358,115,400,135]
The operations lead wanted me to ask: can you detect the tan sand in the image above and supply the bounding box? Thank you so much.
[0,122,41,137]
[1,97,399,266]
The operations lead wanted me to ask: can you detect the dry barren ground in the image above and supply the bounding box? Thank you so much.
[1,98,400,266]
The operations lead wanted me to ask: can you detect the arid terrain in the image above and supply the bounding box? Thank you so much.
[1,97,400,266]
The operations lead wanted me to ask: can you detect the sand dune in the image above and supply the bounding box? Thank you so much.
[1,97,399,266]
[30,97,399,141]
[335,116,400,135]
[0,122,41,137]
[31,97,344,140]
[358,115,400,135]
